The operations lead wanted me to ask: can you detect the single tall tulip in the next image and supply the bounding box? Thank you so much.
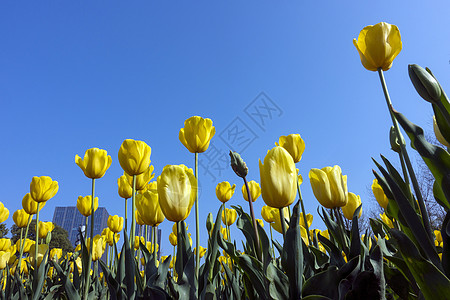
[86,235,106,261]
[259,146,297,209]
[275,134,305,163]
[169,232,177,246]
[30,176,58,203]
[157,165,197,222]
[118,139,152,176]
[75,148,112,179]
[221,208,237,226]
[136,190,165,226]
[353,22,402,71]
[309,165,348,208]
[341,192,362,220]
[77,195,99,217]
[215,181,236,203]
[118,175,133,199]
[107,215,124,233]
[13,209,30,228]
[179,116,215,153]
[22,193,45,215]
[372,179,389,209]
[241,181,261,202]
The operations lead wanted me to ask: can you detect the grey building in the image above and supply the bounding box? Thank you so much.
[52,206,109,247]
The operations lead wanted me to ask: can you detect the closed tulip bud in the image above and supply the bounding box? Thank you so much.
[75,148,112,179]
[29,244,49,268]
[341,193,362,220]
[0,251,11,270]
[118,139,152,176]
[229,151,248,178]
[389,126,403,154]
[309,165,348,208]
[169,232,177,246]
[353,22,402,71]
[299,213,313,228]
[37,222,55,239]
[30,176,59,203]
[107,215,124,233]
[275,134,305,163]
[0,202,8,223]
[433,116,450,147]
[22,193,45,215]
[215,181,236,203]
[86,235,106,261]
[117,175,133,199]
[157,165,197,222]
[261,205,276,223]
[221,208,237,226]
[49,248,62,261]
[380,213,394,229]
[0,239,11,251]
[206,212,213,233]
[372,179,389,209]
[241,181,261,202]
[408,64,441,104]
[125,166,155,191]
[259,146,297,208]
[136,190,165,226]
[179,116,215,153]
[13,209,30,228]
[77,195,98,217]
[270,207,290,234]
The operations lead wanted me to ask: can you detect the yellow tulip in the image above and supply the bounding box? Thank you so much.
[259,146,297,208]
[341,192,362,220]
[194,246,207,258]
[118,139,152,176]
[275,134,305,163]
[256,219,264,228]
[270,207,290,234]
[117,175,133,199]
[136,190,165,226]
[135,210,145,226]
[22,193,45,215]
[76,195,99,217]
[15,239,34,253]
[179,116,215,153]
[86,235,106,261]
[380,213,394,229]
[30,176,59,203]
[261,206,276,223]
[157,165,197,222]
[0,251,11,270]
[309,165,348,208]
[0,239,11,251]
[221,208,237,226]
[299,213,313,228]
[75,148,112,179]
[215,181,236,203]
[11,259,28,276]
[241,181,261,202]
[37,221,55,239]
[146,241,159,253]
[220,227,228,240]
[433,116,450,147]
[361,234,372,249]
[102,228,120,246]
[49,248,62,261]
[29,244,49,268]
[13,209,30,228]
[435,230,443,248]
[125,166,155,191]
[372,179,389,209]
[169,232,177,246]
[0,202,9,223]
[353,22,402,71]
[107,215,124,233]
[300,226,309,245]
[298,173,303,186]
[134,236,145,250]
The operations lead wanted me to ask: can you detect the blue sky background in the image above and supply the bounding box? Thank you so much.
[1,1,450,256]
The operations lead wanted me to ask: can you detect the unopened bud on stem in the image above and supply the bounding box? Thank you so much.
[229,151,248,178]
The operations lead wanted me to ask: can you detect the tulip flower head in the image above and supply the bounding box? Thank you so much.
[125,166,155,191]
[221,208,237,226]
[107,215,124,233]
[372,179,389,209]
[270,207,290,234]
[117,175,133,199]
[309,165,348,208]
[275,134,305,163]
[86,235,106,261]
[299,213,313,229]
[37,222,55,239]
[353,22,402,71]
[30,176,59,203]
[261,205,276,223]
[49,248,63,262]
[77,195,99,217]
[341,192,362,220]
[380,213,394,229]
[29,244,49,268]
[136,189,165,226]
[215,181,236,203]
[118,139,152,176]
[0,251,11,270]
[75,148,112,179]
[241,181,261,202]
[179,116,215,153]
[0,239,11,251]
[13,209,30,228]
[22,193,45,215]
[259,146,297,208]
[169,232,177,246]
[0,202,9,223]
[157,165,197,222]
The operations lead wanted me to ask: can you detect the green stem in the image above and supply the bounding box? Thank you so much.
[194,152,200,279]
[83,178,96,300]
[125,198,128,232]
[297,182,312,245]
[244,177,261,260]
[222,203,231,242]
[173,245,176,277]
[269,225,275,258]
[131,175,136,249]
[279,207,287,239]
[35,202,40,271]
[378,68,433,241]
[334,208,348,254]
[18,215,32,279]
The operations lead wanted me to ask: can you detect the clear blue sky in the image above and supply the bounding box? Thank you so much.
[1,1,449,256]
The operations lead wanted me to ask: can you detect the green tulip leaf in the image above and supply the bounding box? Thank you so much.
[302,266,339,299]
[441,211,450,277]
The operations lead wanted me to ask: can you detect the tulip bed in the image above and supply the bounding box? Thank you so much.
[1,21,450,300]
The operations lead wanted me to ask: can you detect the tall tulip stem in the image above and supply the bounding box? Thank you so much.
[377,68,433,240]
[18,215,32,278]
[35,202,40,271]
[297,182,312,245]
[125,198,128,232]
[222,203,231,242]
[279,207,287,239]
[194,152,200,279]
[269,225,275,258]
[84,178,96,300]
[131,175,136,249]
[244,177,261,260]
